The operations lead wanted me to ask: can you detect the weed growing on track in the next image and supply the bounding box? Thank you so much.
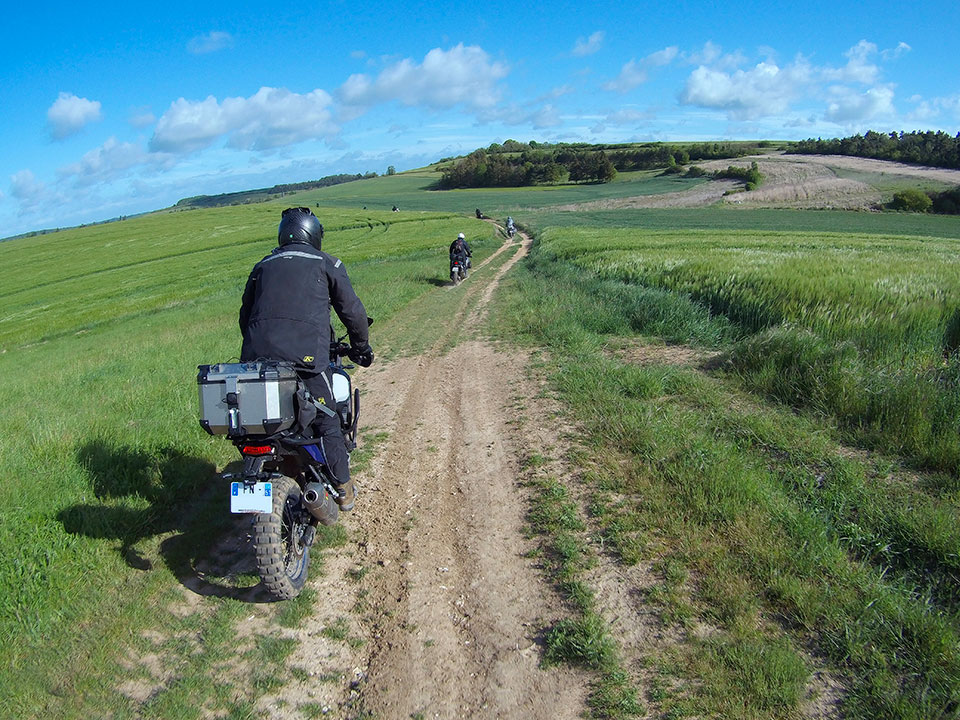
[528,477,643,718]
[491,223,960,719]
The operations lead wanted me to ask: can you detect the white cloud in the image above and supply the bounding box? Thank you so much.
[187,31,233,55]
[907,94,960,123]
[470,100,560,130]
[603,47,678,92]
[882,41,911,60]
[150,96,224,153]
[825,85,895,123]
[149,87,338,154]
[822,40,879,84]
[676,39,911,124]
[680,61,810,119]
[543,85,574,100]
[59,137,158,186]
[572,31,605,57]
[605,108,656,126]
[47,92,103,139]
[9,170,54,217]
[531,104,562,129]
[10,170,45,201]
[591,108,656,135]
[338,44,508,113]
[685,41,746,71]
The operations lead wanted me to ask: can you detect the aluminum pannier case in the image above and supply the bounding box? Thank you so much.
[197,361,299,436]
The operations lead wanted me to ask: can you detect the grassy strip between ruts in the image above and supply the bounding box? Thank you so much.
[528,470,644,719]
[488,232,960,719]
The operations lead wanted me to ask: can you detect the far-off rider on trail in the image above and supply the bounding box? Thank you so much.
[450,232,472,275]
[239,207,373,511]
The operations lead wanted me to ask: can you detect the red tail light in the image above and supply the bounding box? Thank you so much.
[240,444,275,456]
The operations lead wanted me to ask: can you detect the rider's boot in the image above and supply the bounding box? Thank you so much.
[335,480,356,511]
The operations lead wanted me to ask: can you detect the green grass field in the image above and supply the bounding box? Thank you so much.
[3,160,960,719]
[488,209,960,718]
[278,165,709,216]
[0,203,499,718]
[528,225,960,474]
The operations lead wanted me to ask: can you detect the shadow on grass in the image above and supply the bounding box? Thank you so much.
[58,441,278,602]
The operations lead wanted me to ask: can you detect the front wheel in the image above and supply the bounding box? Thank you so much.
[252,476,312,599]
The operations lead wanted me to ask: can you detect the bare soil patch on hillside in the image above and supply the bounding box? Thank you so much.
[558,153,960,212]
[554,178,741,210]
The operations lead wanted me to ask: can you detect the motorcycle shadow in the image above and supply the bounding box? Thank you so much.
[418,273,450,287]
[58,441,278,603]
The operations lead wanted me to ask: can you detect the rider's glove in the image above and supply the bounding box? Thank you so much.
[348,343,374,367]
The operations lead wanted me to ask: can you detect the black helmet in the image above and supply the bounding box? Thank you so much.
[278,207,324,250]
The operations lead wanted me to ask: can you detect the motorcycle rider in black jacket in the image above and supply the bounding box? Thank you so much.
[239,207,373,511]
[449,232,472,275]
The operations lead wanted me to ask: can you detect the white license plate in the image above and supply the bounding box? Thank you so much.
[230,481,273,514]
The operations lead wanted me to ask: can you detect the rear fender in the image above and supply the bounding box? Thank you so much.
[240,454,268,479]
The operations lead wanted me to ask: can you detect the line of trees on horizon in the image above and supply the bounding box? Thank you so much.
[437,140,762,189]
[789,130,960,170]
[175,172,378,209]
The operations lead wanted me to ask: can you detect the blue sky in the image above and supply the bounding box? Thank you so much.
[2,0,958,237]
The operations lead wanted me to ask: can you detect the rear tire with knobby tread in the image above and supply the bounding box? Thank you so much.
[252,476,311,599]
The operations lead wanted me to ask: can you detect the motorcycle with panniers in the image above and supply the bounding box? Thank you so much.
[197,323,370,599]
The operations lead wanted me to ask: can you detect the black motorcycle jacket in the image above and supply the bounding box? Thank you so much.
[239,242,369,371]
[449,238,471,260]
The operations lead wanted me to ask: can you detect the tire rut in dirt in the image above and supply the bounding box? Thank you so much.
[357,342,588,719]
[352,234,588,718]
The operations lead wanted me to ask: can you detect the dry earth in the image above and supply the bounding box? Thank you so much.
[556,153,960,212]
[249,228,593,719]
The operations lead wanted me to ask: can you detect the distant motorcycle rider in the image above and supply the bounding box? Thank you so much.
[450,232,472,275]
[239,207,373,511]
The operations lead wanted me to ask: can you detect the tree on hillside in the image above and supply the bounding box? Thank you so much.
[890,189,933,213]
[596,152,617,182]
[437,140,742,189]
[790,130,960,170]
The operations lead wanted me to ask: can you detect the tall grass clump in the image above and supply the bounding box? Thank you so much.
[730,324,960,472]
[535,225,960,474]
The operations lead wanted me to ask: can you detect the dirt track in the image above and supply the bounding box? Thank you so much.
[251,229,590,718]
